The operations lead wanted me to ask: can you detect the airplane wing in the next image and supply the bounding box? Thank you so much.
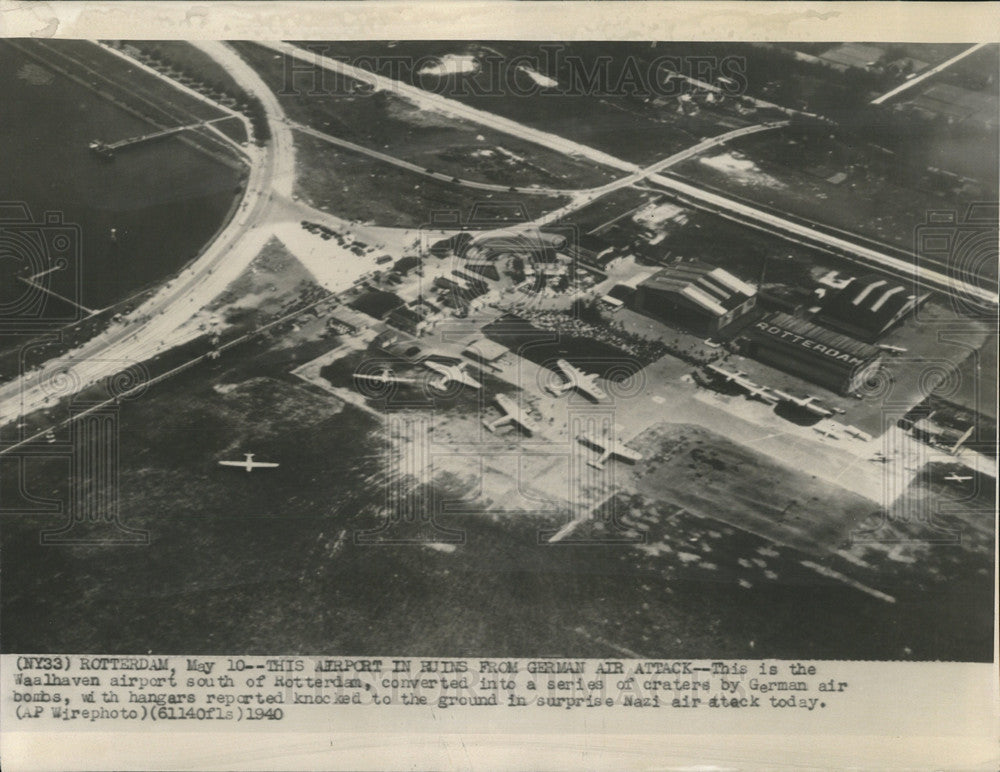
[556,359,576,379]
[495,395,539,433]
[217,460,246,468]
[354,372,418,384]
[612,444,642,462]
[249,461,280,468]
[578,377,607,401]
[458,371,482,389]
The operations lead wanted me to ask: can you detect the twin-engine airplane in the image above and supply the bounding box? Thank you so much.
[705,364,778,404]
[484,394,540,435]
[354,362,481,392]
[423,360,482,391]
[577,428,642,469]
[218,453,280,472]
[773,390,834,418]
[547,359,607,401]
[353,368,420,386]
[812,423,841,440]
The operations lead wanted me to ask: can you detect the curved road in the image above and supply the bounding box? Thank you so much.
[0,41,295,428]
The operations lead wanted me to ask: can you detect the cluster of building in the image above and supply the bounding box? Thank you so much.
[631,259,927,395]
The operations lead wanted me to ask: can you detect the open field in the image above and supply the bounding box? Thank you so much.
[292,41,764,166]
[670,123,997,260]
[6,333,989,659]
[632,423,874,555]
[230,41,616,189]
[293,131,571,227]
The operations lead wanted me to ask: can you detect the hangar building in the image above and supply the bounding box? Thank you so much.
[746,312,883,395]
[815,275,928,341]
[635,261,758,334]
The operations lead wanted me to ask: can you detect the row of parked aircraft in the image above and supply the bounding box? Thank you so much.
[705,364,843,419]
[484,395,640,468]
[358,357,610,404]
[216,358,638,472]
[354,359,484,392]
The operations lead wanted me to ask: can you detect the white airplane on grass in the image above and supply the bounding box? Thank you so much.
[547,359,607,401]
[484,394,541,435]
[773,390,834,418]
[944,473,973,483]
[218,453,280,472]
[705,364,778,404]
[423,360,482,391]
[577,428,642,469]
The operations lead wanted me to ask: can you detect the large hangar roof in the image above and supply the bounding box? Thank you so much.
[639,261,756,317]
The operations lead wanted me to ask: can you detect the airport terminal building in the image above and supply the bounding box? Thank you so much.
[745,312,883,395]
[635,261,758,334]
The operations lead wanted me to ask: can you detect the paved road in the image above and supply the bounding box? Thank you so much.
[871,43,990,105]
[0,41,294,428]
[263,41,997,308]
[530,121,789,227]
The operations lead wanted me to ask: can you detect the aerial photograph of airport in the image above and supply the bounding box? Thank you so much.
[0,39,996,660]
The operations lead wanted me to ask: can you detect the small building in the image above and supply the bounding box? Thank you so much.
[814,275,928,341]
[392,255,422,277]
[462,338,508,365]
[434,276,462,292]
[745,311,883,395]
[634,261,758,334]
[386,306,426,336]
[349,290,405,320]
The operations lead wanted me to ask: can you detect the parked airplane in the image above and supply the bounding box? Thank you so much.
[577,428,642,469]
[877,344,908,353]
[843,426,872,441]
[353,368,419,387]
[218,453,280,472]
[547,359,607,401]
[705,364,778,404]
[944,473,973,483]
[773,390,834,417]
[812,423,841,439]
[423,359,482,390]
[484,394,540,435]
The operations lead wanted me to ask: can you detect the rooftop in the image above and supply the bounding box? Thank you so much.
[639,261,757,316]
[759,312,882,361]
[818,275,927,333]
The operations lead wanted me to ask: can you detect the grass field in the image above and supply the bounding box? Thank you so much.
[230,42,616,189]
[293,131,571,227]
